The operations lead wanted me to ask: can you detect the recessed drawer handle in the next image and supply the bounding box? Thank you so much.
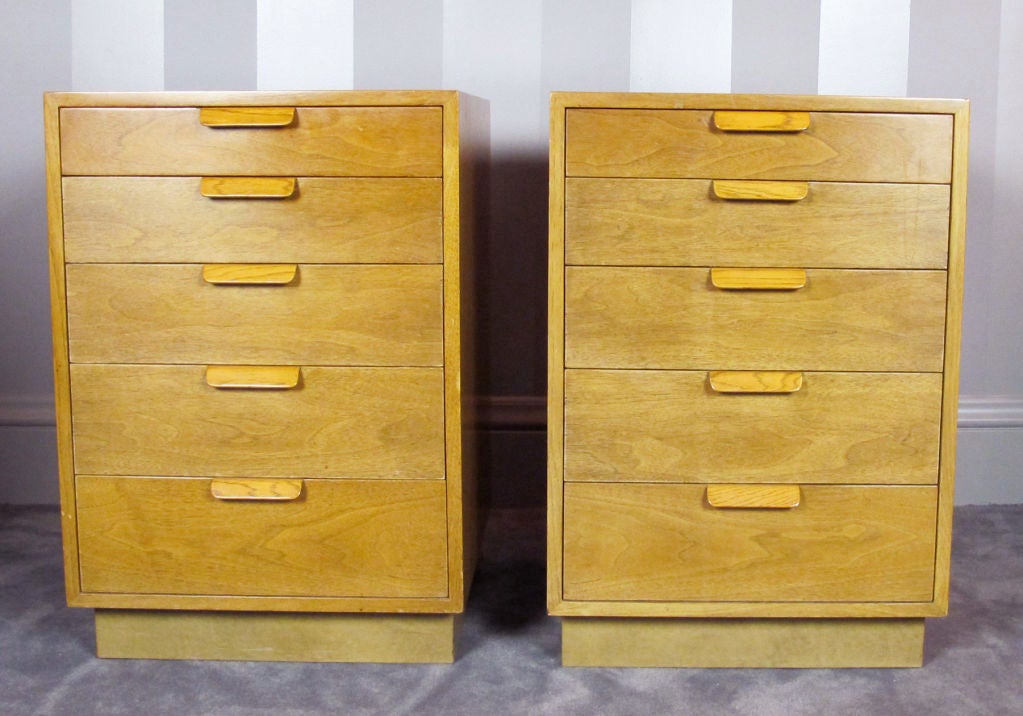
[200,177,297,199]
[713,110,810,132]
[708,371,803,394]
[202,264,298,285]
[711,268,806,290]
[210,478,304,501]
[199,106,296,128]
[205,365,301,390]
[706,484,801,509]
[712,180,808,202]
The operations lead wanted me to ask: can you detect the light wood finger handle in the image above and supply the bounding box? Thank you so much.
[708,371,803,394]
[711,268,806,290]
[202,264,298,285]
[199,106,296,127]
[205,365,301,390]
[713,110,810,132]
[707,485,801,509]
[200,177,297,199]
[210,479,304,501]
[712,180,809,202]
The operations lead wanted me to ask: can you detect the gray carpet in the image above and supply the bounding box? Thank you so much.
[1,504,1021,715]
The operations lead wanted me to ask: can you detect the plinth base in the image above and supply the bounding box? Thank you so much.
[561,617,925,668]
[94,610,460,663]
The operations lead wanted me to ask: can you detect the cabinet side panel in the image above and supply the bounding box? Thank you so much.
[548,94,569,612]
[934,101,970,613]
[45,94,80,604]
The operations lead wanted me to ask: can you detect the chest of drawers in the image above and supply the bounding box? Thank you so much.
[46,91,488,662]
[548,93,968,667]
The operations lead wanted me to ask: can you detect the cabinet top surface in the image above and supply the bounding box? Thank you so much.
[44,89,467,109]
[550,92,968,115]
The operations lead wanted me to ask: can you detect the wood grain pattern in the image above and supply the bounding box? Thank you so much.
[564,370,942,484]
[566,267,947,372]
[201,264,297,285]
[209,479,304,501]
[70,365,444,480]
[710,267,806,290]
[713,110,810,132]
[198,106,295,127]
[199,176,297,198]
[566,178,950,269]
[707,370,803,393]
[706,484,801,508]
[562,482,937,603]
[77,476,448,598]
[711,179,809,201]
[66,264,442,366]
[204,365,301,389]
[60,106,442,177]
[95,611,459,663]
[561,618,925,668]
[566,109,952,182]
[62,176,443,264]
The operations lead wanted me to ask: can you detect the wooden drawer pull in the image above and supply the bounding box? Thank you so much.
[210,478,304,501]
[712,180,808,202]
[200,177,297,199]
[708,371,803,393]
[205,365,301,390]
[713,110,810,132]
[202,264,298,285]
[706,484,801,509]
[711,268,806,290]
[199,106,296,128]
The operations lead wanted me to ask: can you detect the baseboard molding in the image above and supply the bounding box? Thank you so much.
[957,396,1023,428]
[475,395,545,430]
[3,394,1021,431]
[0,395,55,427]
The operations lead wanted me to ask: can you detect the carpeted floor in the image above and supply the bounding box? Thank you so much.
[1,504,1021,715]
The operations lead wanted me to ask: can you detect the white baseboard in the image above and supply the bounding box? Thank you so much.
[3,394,1022,430]
[0,395,55,427]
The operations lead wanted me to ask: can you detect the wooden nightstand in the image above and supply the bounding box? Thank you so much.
[46,91,488,662]
[548,92,968,667]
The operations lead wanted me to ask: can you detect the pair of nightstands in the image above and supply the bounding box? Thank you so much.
[46,91,967,667]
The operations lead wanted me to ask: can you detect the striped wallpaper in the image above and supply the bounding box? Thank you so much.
[2,0,1022,504]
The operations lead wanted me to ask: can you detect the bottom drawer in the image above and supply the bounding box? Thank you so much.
[76,475,448,599]
[563,483,937,603]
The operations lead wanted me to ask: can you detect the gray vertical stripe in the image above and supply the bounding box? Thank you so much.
[353,0,442,89]
[731,0,820,94]
[908,0,1001,395]
[1,0,71,395]
[541,0,631,93]
[164,0,257,90]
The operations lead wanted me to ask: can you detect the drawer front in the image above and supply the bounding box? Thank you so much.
[76,475,448,598]
[62,177,443,264]
[67,264,442,366]
[565,267,947,372]
[60,107,442,177]
[564,370,942,484]
[565,109,952,182]
[566,178,950,269]
[70,365,444,479]
[563,483,937,603]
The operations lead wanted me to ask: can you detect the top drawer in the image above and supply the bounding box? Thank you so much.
[60,106,442,177]
[565,109,952,183]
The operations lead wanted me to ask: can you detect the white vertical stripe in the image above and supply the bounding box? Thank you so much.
[630,0,732,92]
[256,0,353,90]
[442,0,543,150]
[71,0,164,91]
[818,0,910,96]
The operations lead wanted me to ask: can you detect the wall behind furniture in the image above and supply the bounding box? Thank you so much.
[2,0,1021,504]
